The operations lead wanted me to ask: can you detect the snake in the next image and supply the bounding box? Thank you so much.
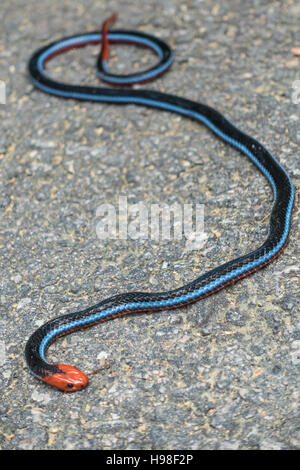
[25,14,294,392]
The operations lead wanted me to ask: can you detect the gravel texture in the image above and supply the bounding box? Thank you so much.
[0,0,299,450]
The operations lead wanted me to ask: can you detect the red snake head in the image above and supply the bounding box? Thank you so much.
[42,364,88,392]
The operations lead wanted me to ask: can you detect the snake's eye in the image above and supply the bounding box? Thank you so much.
[67,383,74,389]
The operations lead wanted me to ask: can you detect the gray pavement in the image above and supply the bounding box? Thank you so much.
[0,0,299,450]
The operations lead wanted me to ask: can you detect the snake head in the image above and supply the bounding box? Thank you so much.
[42,364,88,392]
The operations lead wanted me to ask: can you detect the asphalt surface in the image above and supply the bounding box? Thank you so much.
[0,0,299,450]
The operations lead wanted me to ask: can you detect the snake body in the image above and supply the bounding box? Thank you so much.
[25,16,294,391]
